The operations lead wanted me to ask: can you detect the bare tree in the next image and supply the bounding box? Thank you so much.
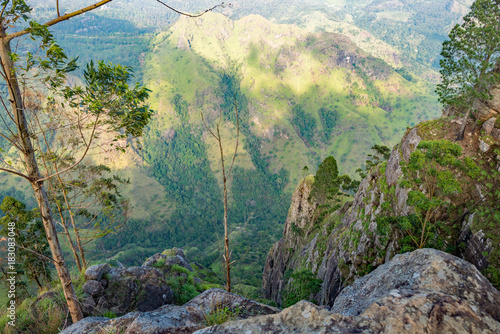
[201,97,239,292]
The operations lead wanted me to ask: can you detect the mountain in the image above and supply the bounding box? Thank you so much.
[89,12,440,288]
[143,12,439,179]
[0,11,442,290]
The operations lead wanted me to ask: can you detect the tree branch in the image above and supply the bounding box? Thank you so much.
[36,115,99,183]
[5,0,116,42]
[154,0,227,18]
[0,167,30,180]
[227,94,239,178]
[16,244,57,264]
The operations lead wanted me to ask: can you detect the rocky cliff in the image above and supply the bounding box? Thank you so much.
[263,88,500,307]
[62,249,500,333]
[199,249,500,333]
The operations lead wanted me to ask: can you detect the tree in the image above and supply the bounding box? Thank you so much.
[46,161,129,273]
[201,96,240,293]
[310,156,352,205]
[436,0,500,140]
[399,140,478,250]
[0,1,153,322]
[356,144,391,179]
[0,196,52,291]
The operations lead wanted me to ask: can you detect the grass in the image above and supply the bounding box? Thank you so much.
[203,305,240,326]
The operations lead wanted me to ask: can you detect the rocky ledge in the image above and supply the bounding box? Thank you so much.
[64,248,500,333]
[198,249,500,333]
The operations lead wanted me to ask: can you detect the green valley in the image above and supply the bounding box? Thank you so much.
[0,1,460,295]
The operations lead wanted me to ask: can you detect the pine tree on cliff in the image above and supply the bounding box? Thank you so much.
[310,156,341,204]
[436,0,500,140]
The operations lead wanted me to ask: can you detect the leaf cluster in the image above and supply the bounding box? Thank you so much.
[0,196,52,292]
[436,0,500,112]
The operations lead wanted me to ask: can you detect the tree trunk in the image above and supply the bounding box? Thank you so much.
[456,103,472,141]
[55,203,83,272]
[216,127,231,292]
[0,29,83,323]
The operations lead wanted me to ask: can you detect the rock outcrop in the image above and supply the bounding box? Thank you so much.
[263,111,500,307]
[199,249,500,333]
[61,289,279,334]
[81,248,207,316]
[262,129,423,307]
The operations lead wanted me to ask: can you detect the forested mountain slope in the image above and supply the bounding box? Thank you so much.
[91,12,439,287]
[0,2,459,292]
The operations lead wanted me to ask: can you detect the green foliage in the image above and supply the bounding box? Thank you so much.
[290,222,304,236]
[0,197,52,293]
[395,68,413,82]
[310,156,340,203]
[356,144,391,179]
[153,258,166,268]
[203,306,240,326]
[318,107,338,140]
[310,156,353,205]
[291,104,317,144]
[102,310,118,319]
[436,0,500,113]
[0,293,66,334]
[399,140,476,249]
[283,269,322,307]
[61,60,153,143]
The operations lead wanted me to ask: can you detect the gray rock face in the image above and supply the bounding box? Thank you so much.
[331,248,500,321]
[103,266,173,315]
[482,117,497,134]
[263,129,422,307]
[263,176,318,305]
[82,280,104,297]
[143,247,194,272]
[200,249,500,334]
[61,289,279,334]
[85,263,110,281]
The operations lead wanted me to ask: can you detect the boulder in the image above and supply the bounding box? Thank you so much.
[331,249,500,321]
[489,84,500,112]
[59,317,109,334]
[474,99,499,122]
[479,138,491,152]
[103,266,173,315]
[84,263,110,281]
[184,288,279,318]
[143,248,193,272]
[482,117,497,134]
[193,301,375,334]
[491,127,500,140]
[61,289,279,334]
[82,280,104,297]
